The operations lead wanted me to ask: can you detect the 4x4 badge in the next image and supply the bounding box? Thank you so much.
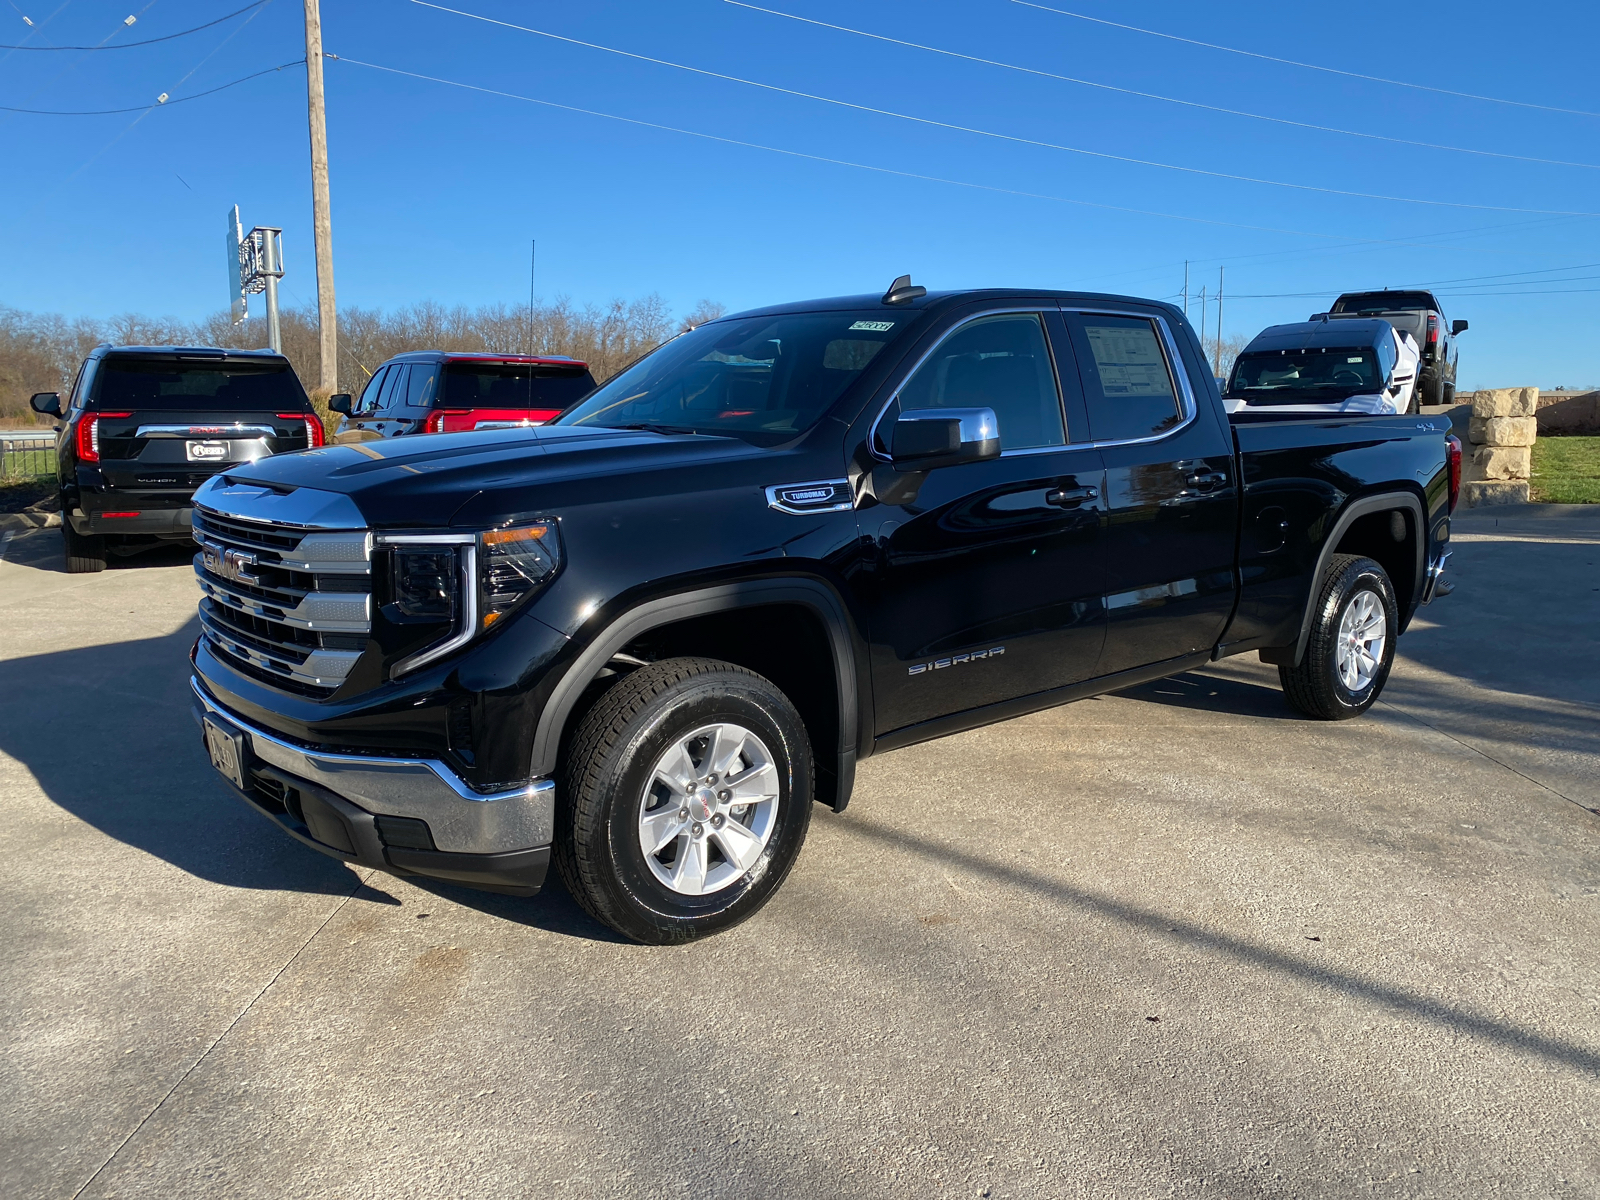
[765,479,853,515]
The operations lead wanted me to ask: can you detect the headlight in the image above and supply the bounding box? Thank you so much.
[479,519,560,629]
[385,519,562,677]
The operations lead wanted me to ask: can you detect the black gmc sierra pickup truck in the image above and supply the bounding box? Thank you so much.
[189,281,1460,943]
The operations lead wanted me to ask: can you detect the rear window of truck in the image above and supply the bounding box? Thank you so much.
[91,357,308,410]
[441,363,595,410]
[1332,292,1435,314]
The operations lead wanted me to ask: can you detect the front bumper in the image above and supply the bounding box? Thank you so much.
[191,677,554,895]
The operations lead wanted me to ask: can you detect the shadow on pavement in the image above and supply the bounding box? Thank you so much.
[0,618,368,898]
[839,815,1600,1078]
[407,873,627,943]
[1111,670,1298,720]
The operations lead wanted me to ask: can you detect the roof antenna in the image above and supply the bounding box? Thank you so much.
[882,274,926,305]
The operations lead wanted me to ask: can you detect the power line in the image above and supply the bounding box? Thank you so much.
[0,0,267,49]
[0,57,301,113]
[1010,0,1600,120]
[726,2,1600,172]
[410,1,1600,218]
[332,53,1528,252]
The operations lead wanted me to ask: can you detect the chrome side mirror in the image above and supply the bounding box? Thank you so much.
[890,407,1000,468]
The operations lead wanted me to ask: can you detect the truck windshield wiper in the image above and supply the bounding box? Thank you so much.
[613,422,698,435]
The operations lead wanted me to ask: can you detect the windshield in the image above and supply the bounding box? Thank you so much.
[554,311,910,444]
[1332,291,1435,315]
[442,362,595,410]
[1226,347,1384,403]
[92,357,307,410]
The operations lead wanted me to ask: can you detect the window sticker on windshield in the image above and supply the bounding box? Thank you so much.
[849,320,894,332]
[1348,356,1363,363]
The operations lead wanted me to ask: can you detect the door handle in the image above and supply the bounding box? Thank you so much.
[1046,485,1099,507]
[1184,470,1228,491]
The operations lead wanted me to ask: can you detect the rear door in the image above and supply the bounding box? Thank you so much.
[1062,307,1239,675]
[395,359,440,433]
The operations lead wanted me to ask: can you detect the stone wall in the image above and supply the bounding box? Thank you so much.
[1461,387,1537,506]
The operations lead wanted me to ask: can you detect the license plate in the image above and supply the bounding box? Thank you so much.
[203,714,248,789]
[187,440,229,462]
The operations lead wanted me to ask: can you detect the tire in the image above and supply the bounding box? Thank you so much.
[556,657,814,944]
[62,521,107,573]
[1443,383,1456,407]
[1420,372,1444,409]
[1278,554,1398,721]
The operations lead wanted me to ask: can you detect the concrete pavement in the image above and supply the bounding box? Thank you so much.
[1,508,1596,1199]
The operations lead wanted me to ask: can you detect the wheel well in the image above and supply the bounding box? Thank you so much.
[1334,506,1417,613]
[558,602,844,807]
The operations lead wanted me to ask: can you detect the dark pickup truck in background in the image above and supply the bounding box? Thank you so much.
[30,345,324,573]
[1320,289,1468,407]
[187,281,1460,944]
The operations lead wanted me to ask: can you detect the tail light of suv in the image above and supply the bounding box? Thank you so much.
[75,412,132,463]
[1426,314,1440,351]
[279,413,327,448]
[425,408,561,434]
[1446,434,1462,512]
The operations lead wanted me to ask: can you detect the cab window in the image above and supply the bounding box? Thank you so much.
[1070,315,1182,443]
[889,312,1066,451]
[356,366,389,415]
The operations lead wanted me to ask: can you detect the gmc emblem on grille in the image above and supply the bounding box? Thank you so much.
[202,539,260,585]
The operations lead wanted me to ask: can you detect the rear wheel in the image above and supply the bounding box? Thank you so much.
[62,520,107,573]
[1279,554,1397,720]
[556,657,813,944]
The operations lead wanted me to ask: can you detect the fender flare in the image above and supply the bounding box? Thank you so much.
[528,578,864,809]
[1286,491,1425,667]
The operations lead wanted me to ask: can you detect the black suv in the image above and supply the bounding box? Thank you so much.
[29,345,323,572]
[1322,290,1467,407]
[329,352,596,441]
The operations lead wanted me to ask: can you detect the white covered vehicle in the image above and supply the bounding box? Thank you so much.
[1223,317,1420,416]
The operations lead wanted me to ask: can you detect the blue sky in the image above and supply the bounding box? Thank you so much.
[3,0,1598,388]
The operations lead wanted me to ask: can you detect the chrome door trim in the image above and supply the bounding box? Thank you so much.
[865,306,1066,465]
[1059,306,1200,451]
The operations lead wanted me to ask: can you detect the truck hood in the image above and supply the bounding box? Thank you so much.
[209,425,767,528]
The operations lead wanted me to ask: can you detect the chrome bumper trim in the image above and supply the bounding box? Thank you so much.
[190,676,555,854]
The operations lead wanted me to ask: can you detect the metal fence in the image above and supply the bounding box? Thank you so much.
[1,430,57,480]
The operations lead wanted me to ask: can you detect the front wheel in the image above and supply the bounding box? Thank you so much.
[556,657,813,944]
[1279,554,1398,720]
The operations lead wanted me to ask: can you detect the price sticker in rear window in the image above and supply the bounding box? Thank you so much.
[849,321,895,332]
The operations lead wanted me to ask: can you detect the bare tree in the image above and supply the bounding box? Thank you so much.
[0,293,705,425]
[679,299,728,333]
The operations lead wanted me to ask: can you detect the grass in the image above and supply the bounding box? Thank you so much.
[1530,436,1600,504]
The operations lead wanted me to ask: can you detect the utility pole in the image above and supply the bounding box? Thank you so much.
[1198,285,1207,356]
[303,0,337,393]
[528,239,536,356]
[1182,260,1189,319]
[1215,266,1225,377]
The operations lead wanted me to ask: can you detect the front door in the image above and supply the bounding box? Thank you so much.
[1062,309,1239,675]
[862,309,1108,735]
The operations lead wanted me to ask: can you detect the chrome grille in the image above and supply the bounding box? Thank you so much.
[192,499,371,697]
